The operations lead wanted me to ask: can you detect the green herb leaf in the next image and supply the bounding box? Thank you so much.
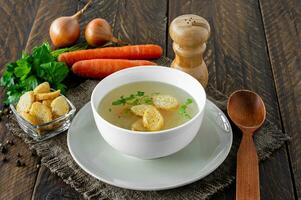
[22,75,38,91]
[5,92,21,105]
[186,98,193,104]
[127,98,139,106]
[4,84,23,104]
[178,98,193,119]
[14,59,31,78]
[54,83,67,94]
[124,94,135,101]
[136,91,144,96]
[112,91,153,106]
[0,70,14,87]
[32,42,55,72]
[37,62,69,84]
[112,99,126,105]
[141,96,153,104]
[6,62,17,72]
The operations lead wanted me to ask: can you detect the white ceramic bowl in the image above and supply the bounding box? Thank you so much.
[91,66,206,159]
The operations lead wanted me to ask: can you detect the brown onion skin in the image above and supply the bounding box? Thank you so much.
[49,17,80,48]
[85,18,116,47]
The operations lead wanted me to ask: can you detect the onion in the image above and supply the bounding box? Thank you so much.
[85,18,119,47]
[49,0,92,48]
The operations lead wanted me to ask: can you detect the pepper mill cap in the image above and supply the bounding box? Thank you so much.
[169,14,210,47]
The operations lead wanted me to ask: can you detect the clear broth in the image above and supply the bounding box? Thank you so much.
[98,81,198,131]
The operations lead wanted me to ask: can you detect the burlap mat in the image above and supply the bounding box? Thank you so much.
[6,57,290,200]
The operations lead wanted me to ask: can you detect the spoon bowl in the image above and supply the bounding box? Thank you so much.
[227,90,266,131]
[227,90,266,200]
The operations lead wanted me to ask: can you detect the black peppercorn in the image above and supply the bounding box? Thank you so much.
[31,150,37,157]
[16,160,22,167]
[1,146,7,154]
[17,153,22,157]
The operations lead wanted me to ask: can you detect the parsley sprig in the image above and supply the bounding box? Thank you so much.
[178,98,193,119]
[112,92,194,119]
[112,91,153,106]
[0,42,88,105]
[0,43,68,105]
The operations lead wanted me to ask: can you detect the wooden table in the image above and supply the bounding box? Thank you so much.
[0,0,300,199]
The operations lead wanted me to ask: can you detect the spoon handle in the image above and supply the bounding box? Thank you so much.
[236,132,260,200]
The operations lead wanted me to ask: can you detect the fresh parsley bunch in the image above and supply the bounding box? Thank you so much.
[0,42,69,105]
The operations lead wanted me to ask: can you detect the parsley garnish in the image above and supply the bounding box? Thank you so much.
[112,91,153,106]
[178,98,193,119]
[136,91,144,96]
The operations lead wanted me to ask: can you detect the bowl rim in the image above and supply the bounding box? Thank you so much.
[91,66,206,135]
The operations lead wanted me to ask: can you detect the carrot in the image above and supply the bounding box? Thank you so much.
[72,59,157,78]
[58,44,163,66]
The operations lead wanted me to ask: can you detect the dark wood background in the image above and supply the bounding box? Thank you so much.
[0,0,300,199]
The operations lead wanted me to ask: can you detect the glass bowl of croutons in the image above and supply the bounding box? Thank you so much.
[10,82,76,141]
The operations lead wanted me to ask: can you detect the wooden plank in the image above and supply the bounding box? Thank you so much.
[24,0,79,51]
[23,0,81,199]
[32,0,168,199]
[79,0,167,46]
[0,0,40,69]
[0,131,41,200]
[168,0,295,199]
[259,0,301,198]
[0,1,41,200]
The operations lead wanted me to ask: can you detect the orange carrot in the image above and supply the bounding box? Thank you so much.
[72,59,156,78]
[58,44,163,66]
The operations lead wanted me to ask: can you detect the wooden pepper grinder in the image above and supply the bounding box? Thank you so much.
[169,14,210,87]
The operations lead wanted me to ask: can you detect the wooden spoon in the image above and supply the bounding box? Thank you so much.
[227,90,266,200]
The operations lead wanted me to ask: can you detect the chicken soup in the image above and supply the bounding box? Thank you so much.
[98,81,198,132]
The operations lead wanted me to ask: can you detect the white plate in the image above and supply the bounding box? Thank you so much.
[67,100,232,191]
